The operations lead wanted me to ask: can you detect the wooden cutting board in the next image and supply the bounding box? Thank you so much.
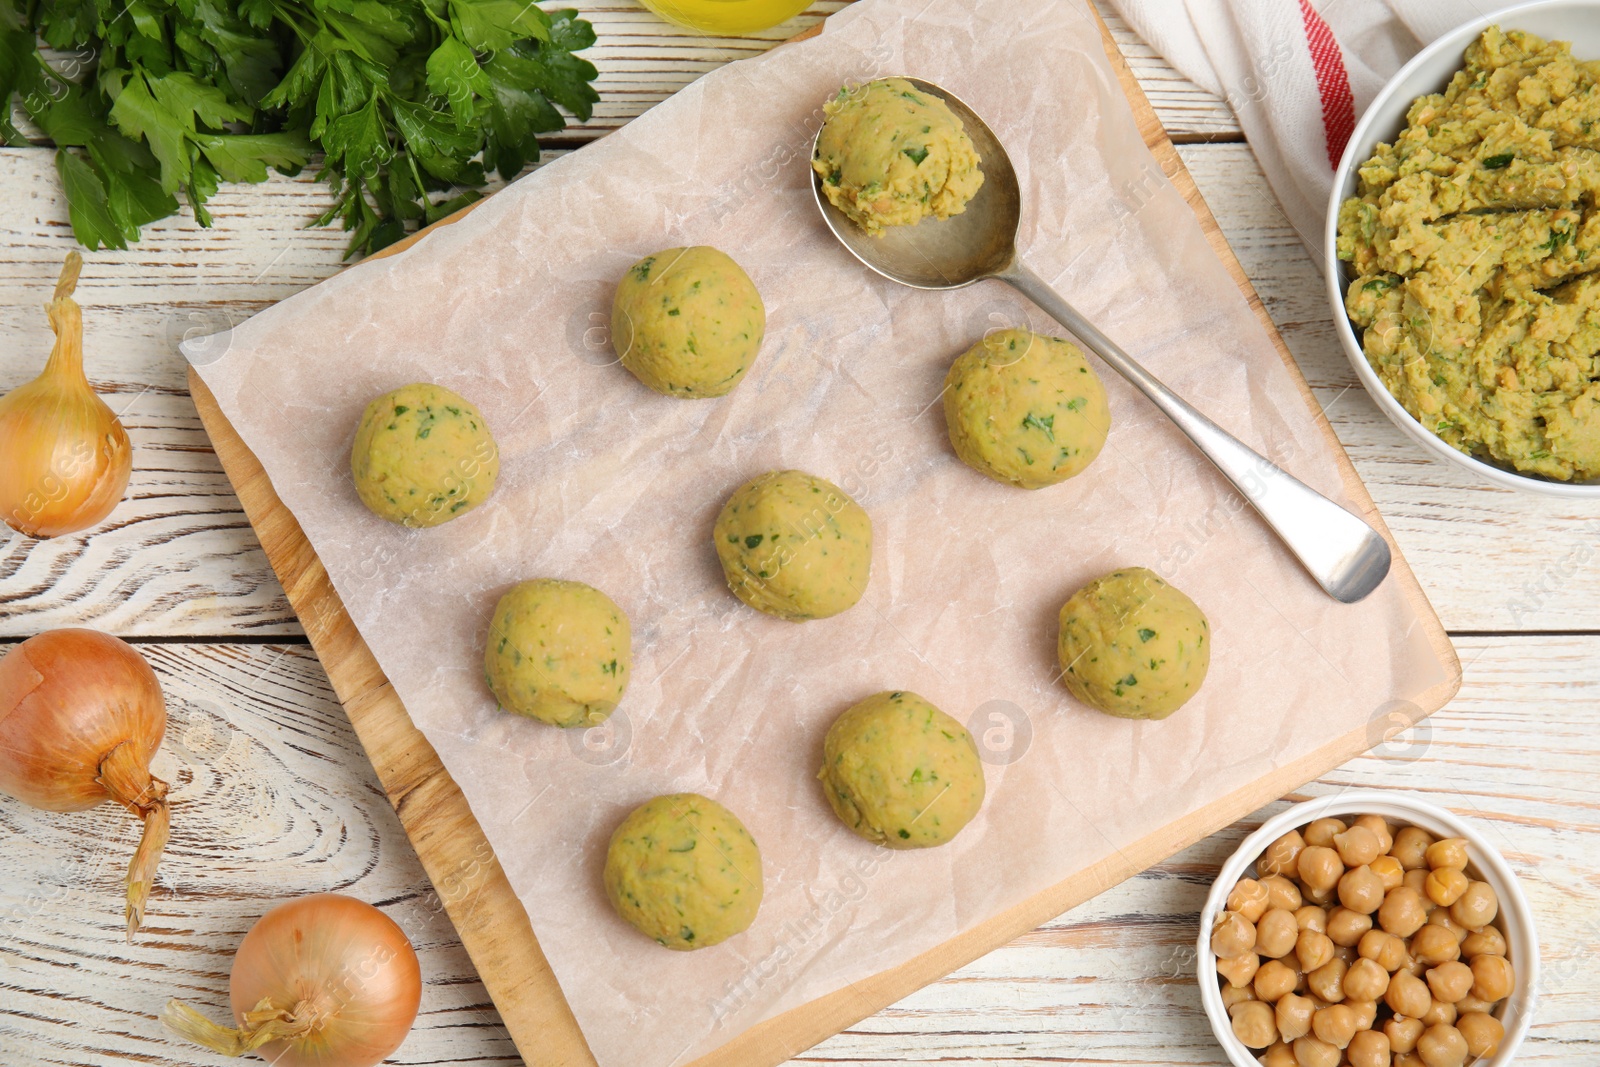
[189,11,1462,1066]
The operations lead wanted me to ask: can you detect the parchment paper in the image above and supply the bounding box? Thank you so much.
[190,1,1453,1064]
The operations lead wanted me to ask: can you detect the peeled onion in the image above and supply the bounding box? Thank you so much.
[0,628,169,937]
[163,894,422,1067]
[0,251,132,538]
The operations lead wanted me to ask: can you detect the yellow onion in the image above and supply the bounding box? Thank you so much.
[163,894,423,1067]
[0,628,169,937]
[0,251,132,538]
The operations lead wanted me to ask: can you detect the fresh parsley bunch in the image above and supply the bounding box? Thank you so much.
[0,0,599,256]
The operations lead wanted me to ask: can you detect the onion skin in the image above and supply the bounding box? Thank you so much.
[164,894,422,1067]
[0,628,169,936]
[0,252,132,539]
[0,628,164,811]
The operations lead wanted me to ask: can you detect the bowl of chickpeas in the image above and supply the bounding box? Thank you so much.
[1198,790,1537,1067]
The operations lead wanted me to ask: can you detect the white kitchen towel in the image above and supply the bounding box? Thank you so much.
[1105,0,1508,261]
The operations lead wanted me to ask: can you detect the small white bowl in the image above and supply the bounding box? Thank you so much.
[1197,790,1539,1066]
[1324,0,1600,496]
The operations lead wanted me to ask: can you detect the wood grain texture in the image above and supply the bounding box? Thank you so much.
[547,1,1238,144]
[1,636,1592,1065]
[180,9,1455,1067]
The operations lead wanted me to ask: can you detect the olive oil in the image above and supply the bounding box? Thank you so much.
[638,0,814,35]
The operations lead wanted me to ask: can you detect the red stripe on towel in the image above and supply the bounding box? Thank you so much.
[1298,0,1356,168]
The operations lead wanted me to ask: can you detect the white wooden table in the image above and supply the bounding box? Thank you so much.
[2,4,1597,1064]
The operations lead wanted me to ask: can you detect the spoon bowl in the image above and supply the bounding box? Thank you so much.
[812,77,1021,289]
[810,78,1392,604]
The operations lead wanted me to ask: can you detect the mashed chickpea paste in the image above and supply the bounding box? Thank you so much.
[1337,27,1600,481]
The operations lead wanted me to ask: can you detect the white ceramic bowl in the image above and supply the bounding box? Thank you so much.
[1198,791,1539,1066]
[1324,0,1600,496]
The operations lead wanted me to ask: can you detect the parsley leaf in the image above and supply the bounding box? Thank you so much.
[5,0,600,257]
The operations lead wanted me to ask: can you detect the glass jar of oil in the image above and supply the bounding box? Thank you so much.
[637,0,815,35]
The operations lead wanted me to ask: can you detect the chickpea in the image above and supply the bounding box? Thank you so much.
[1450,881,1498,929]
[1292,1035,1342,1067]
[1359,929,1409,972]
[1347,1028,1393,1067]
[1230,877,1272,922]
[1408,924,1460,966]
[1255,959,1298,1002]
[1455,1012,1505,1058]
[1296,905,1329,934]
[1329,906,1376,947]
[1453,993,1494,1015]
[1392,826,1435,870]
[1298,846,1346,892]
[1402,868,1433,901]
[1415,1023,1468,1067]
[1470,954,1515,1001]
[1379,888,1429,938]
[1386,969,1433,1018]
[1420,999,1457,1028]
[1423,868,1468,908]
[1257,909,1299,959]
[1354,814,1394,855]
[1260,1041,1298,1067]
[1344,957,1390,1001]
[1426,961,1474,1004]
[1424,838,1469,871]
[1231,999,1278,1049]
[1221,982,1257,1010]
[1394,1055,1427,1067]
[1297,930,1336,972]
[1307,958,1348,1003]
[1263,874,1304,912]
[1459,926,1505,959]
[1213,910,1258,958]
[1217,951,1260,988]
[1333,944,1357,964]
[1340,866,1388,915]
[1304,818,1348,848]
[1311,1003,1359,1049]
[1332,824,1384,867]
[1347,998,1378,1029]
[1371,855,1406,890]
[1276,992,1317,1042]
[1385,1016,1425,1054]
[1260,829,1307,878]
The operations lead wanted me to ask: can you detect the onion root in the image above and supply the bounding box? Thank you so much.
[161,997,318,1057]
[96,739,170,939]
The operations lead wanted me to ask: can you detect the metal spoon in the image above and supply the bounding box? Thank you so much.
[810,78,1391,604]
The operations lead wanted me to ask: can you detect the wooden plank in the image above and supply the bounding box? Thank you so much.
[184,11,1456,1067]
[556,2,1236,142]
[2,635,1591,1065]
[1094,2,1238,141]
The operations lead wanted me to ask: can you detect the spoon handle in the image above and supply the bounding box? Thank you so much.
[1000,262,1391,604]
